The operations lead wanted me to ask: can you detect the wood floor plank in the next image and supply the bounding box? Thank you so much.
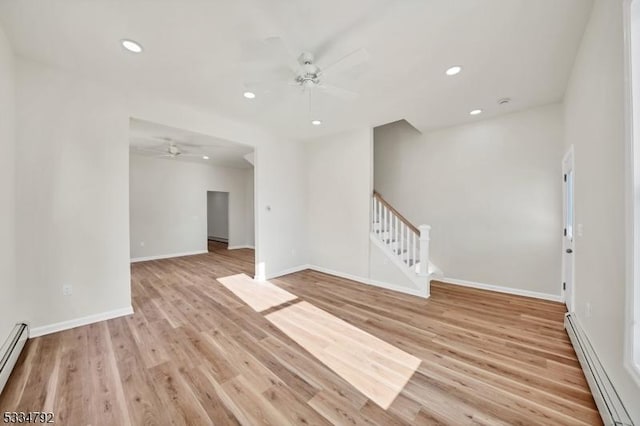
[148,361,212,426]
[86,322,131,426]
[220,375,292,426]
[180,365,241,426]
[0,249,600,425]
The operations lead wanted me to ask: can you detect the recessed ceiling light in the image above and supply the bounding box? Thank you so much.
[202,156,210,160]
[121,39,143,53]
[243,91,256,99]
[470,109,483,116]
[445,66,462,76]
[311,120,322,126]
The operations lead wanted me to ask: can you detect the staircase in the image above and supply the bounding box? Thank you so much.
[371,191,433,297]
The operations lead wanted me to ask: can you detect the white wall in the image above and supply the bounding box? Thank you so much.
[15,59,132,329]
[207,191,230,241]
[130,155,252,259]
[14,56,307,329]
[564,0,640,420]
[0,24,18,341]
[375,104,564,297]
[256,139,308,279]
[631,0,640,373]
[306,128,373,278]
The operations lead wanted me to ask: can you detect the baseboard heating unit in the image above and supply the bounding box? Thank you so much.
[0,323,28,394]
[565,313,634,426]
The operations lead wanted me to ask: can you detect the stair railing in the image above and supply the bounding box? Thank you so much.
[372,191,430,276]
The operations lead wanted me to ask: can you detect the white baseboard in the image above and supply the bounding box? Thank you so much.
[130,250,208,263]
[438,276,563,302]
[265,264,311,280]
[208,236,229,243]
[29,306,134,338]
[265,263,428,298]
[227,245,255,250]
[565,313,633,425]
[307,265,428,298]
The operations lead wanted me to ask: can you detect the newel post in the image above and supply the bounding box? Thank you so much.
[418,225,431,277]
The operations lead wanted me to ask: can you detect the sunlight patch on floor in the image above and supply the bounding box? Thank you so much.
[266,301,421,409]
[216,273,298,312]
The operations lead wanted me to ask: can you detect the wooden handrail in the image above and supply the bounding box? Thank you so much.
[373,191,419,235]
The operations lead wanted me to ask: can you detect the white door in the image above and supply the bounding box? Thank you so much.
[562,147,575,311]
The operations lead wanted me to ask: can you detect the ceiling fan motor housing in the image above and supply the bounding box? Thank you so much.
[296,54,321,87]
[168,145,180,155]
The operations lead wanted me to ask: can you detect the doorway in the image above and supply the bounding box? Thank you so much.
[562,147,575,312]
[207,191,229,252]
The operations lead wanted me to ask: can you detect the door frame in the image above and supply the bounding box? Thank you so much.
[562,145,576,311]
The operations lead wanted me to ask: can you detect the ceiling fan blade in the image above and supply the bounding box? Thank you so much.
[319,48,370,77]
[152,136,184,143]
[133,146,167,153]
[317,84,359,101]
[263,37,301,74]
[313,0,410,60]
[244,79,295,93]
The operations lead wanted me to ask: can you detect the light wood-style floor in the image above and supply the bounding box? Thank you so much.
[0,247,601,425]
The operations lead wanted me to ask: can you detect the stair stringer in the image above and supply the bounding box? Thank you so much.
[369,233,430,298]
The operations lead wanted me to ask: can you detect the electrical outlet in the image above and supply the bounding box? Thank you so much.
[577,224,584,237]
[63,284,73,296]
[585,302,592,318]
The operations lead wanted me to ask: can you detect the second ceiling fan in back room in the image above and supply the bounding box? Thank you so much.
[133,136,209,159]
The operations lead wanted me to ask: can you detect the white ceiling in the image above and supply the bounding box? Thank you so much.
[129,118,254,169]
[0,0,593,139]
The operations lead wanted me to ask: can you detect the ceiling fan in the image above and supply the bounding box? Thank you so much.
[133,137,207,159]
[245,37,369,105]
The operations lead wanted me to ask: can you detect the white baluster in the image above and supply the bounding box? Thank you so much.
[371,197,375,227]
[419,225,431,277]
[383,205,388,240]
[412,231,417,269]
[387,207,393,240]
[391,214,395,250]
[405,224,410,263]
[394,215,398,254]
[399,222,405,261]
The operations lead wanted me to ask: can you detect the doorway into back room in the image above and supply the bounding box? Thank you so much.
[207,191,229,252]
